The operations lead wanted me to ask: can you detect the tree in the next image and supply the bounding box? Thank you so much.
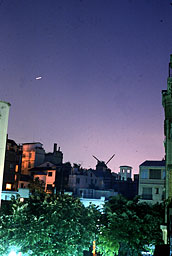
[96,195,164,256]
[28,177,45,194]
[0,193,100,256]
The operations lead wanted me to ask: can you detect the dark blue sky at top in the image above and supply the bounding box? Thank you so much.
[1,0,172,173]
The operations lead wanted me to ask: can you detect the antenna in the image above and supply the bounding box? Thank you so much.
[106,154,115,165]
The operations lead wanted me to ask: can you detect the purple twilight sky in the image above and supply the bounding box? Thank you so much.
[1,0,172,174]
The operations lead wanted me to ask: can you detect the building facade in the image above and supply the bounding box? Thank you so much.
[3,139,22,191]
[139,160,165,204]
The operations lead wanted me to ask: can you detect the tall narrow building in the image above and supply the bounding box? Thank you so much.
[162,55,172,248]
[0,101,10,203]
[162,55,172,200]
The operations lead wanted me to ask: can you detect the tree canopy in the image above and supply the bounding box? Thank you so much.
[0,193,100,256]
[96,195,164,256]
[0,193,165,256]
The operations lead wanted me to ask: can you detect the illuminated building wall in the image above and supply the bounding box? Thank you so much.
[21,142,45,175]
[0,101,10,195]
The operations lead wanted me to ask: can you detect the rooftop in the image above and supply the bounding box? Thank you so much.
[140,160,165,167]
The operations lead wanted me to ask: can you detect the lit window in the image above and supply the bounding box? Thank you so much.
[6,183,12,190]
[15,165,18,172]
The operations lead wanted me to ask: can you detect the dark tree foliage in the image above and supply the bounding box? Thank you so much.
[96,195,164,256]
[0,193,100,256]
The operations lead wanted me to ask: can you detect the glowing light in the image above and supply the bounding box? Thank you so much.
[35,76,42,80]
[8,251,17,256]
[6,183,12,190]
[8,251,22,256]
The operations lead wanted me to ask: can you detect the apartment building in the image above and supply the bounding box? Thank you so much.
[139,160,165,204]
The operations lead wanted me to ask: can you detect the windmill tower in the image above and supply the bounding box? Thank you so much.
[92,154,115,171]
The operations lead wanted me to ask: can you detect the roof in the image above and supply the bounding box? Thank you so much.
[7,139,18,147]
[120,165,132,169]
[140,160,166,167]
[29,166,56,172]
[22,142,43,145]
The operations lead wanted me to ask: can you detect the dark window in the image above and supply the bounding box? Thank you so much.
[76,178,80,184]
[10,164,14,170]
[149,169,161,179]
[140,169,149,179]
[48,172,52,176]
[47,184,52,191]
[155,188,159,194]
[142,187,152,200]
[28,162,31,168]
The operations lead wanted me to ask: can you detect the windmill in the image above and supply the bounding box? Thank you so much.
[92,154,115,171]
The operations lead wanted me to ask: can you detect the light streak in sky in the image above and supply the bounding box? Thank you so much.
[35,76,42,80]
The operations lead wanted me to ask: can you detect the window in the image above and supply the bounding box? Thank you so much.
[162,169,166,179]
[28,162,31,168]
[47,184,52,191]
[142,187,152,200]
[48,172,52,177]
[76,178,80,184]
[6,183,12,190]
[10,164,14,170]
[149,169,161,179]
[155,188,159,194]
[15,165,18,172]
[140,169,149,179]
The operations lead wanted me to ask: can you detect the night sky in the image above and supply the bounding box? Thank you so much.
[1,0,172,174]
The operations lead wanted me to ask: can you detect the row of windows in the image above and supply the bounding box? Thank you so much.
[76,178,97,184]
[140,169,165,179]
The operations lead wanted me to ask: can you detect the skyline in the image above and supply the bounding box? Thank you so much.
[1,0,172,173]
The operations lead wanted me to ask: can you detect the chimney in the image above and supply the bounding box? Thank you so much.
[53,143,57,153]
